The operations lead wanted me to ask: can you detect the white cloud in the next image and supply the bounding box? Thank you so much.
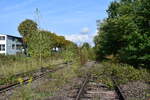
[64,29,98,46]
[81,27,90,34]
[65,27,90,43]
[65,34,88,43]
[95,30,99,36]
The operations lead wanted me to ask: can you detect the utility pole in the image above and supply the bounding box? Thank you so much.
[96,20,101,34]
[35,8,42,67]
[35,8,41,29]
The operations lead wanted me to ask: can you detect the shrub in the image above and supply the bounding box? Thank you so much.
[91,62,150,88]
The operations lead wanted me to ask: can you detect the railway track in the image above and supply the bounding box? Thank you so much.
[42,61,127,100]
[72,73,125,100]
[72,76,119,100]
[0,61,72,94]
[73,75,149,100]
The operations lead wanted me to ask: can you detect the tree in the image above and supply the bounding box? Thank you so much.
[18,19,38,43]
[107,1,120,18]
[82,42,91,49]
[28,30,53,57]
[18,19,77,58]
[94,0,150,68]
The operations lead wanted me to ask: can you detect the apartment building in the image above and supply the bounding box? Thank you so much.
[0,34,23,55]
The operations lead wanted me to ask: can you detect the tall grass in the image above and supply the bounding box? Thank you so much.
[0,55,63,78]
[10,63,79,100]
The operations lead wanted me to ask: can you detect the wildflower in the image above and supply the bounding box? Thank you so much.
[18,77,23,84]
[28,77,33,83]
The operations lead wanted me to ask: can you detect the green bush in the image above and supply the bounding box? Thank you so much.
[111,63,149,84]
[91,62,150,87]
[94,0,150,68]
[61,44,78,63]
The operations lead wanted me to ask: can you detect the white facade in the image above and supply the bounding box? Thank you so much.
[0,34,23,55]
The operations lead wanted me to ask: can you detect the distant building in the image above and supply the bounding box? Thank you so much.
[0,34,23,55]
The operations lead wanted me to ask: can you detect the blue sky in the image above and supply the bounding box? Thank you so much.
[0,0,113,45]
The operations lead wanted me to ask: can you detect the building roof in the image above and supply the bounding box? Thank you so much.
[0,33,22,39]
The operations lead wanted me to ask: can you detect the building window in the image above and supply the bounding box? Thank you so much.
[12,38,15,41]
[0,44,5,51]
[12,44,15,49]
[0,36,5,40]
[16,44,22,50]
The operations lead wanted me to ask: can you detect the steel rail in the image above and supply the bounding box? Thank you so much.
[75,75,89,100]
[112,76,126,100]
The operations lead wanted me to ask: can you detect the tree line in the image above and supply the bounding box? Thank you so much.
[94,0,150,68]
[18,19,76,57]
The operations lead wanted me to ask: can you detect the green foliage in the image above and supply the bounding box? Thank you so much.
[80,47,89,64]
[119,33,150,67]
[18,19,75,57]
[28,30,53,57]
[110,64,149,84]
[107,1,120,18]
[94,0,150,68]
[87,47,96,60]
[81,43,96,60]
[18,19,38,43]
[62,44,78,62]
[0,55,64,85]
[91,62,150,88]
[0,54,24,64]
[11,63,79,100]
[82,42,90,49]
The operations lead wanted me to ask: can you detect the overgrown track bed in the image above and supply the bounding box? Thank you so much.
[68,63,126,100]
[65,62,119,100]
[70,76,119,100]
[70,62,150,100]
[0,62,72,94]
